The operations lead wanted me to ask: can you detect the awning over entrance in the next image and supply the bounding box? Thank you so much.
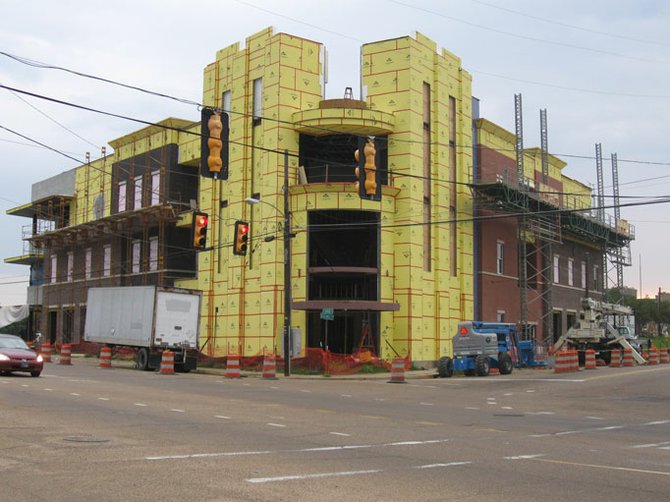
[292,300,399,311]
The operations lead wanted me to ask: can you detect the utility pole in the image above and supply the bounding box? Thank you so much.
[283,150,292,376]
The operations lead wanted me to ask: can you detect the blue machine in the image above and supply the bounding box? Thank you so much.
[437,321,545,377]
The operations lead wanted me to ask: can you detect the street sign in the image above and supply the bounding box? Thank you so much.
[320,308,334,321]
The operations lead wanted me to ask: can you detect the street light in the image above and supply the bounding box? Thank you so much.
[244,151,292,376]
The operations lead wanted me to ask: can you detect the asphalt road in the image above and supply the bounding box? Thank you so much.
[2,358,669,501]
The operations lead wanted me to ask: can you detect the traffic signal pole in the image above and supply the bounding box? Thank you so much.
[283,150,292,376]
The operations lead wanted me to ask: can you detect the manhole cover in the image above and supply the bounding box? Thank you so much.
[63,435,111,443]
[493,414,525,417]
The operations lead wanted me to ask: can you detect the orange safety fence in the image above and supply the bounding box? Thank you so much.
[197,348,397,375]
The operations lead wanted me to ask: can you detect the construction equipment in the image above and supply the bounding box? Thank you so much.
[438,322,543,378]
[553,297,645,365]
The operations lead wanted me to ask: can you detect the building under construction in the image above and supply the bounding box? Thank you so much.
[5,28,634,365]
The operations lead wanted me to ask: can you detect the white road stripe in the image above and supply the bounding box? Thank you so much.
[247,469,381,484]
[341,394,352,398]
[267,423,286,428]
[170,408,185,413]
[98,397,109,401]
[632,441,670,449]
[643,420,670,426]
[505,454,546,460]
[134,403,147,407]
[330,432,351,437]
[70,393,80,396]
[44,388,53,391]
[146,439,449,461]
[414,462,471,469]
[215,415,231,419]
[419,402,434,406]
[535,458,670,477]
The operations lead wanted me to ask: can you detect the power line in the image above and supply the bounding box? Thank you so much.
[468,0,670,47]
[388,0,670,65]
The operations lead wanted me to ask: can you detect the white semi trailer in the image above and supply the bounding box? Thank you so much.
[84,286,201,371]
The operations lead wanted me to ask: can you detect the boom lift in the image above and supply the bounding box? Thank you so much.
[553,298,645,365]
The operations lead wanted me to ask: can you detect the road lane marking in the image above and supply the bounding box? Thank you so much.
[247,469,381,484]
[505,454,546,460]
[170,409,185,413]
[215,415,231,419]
[465,407,480,410]
[534,458,670,477]
[414,461,471,469]
[146,439,450,461]
[419,402,434,406]
[70,393,80,396]
[643,420,670,426]
[530,421,652,438]
[330,432,351,437]
[98,397,109,401]
[501,406,513,410]
[300,389,311,393]
[341,394,352,398]
[632,441,670,449]
[134,403,147,407]
[267,423,286,428]
[585,416,604,420]
[44,388,53,391]
[526,411,555,415]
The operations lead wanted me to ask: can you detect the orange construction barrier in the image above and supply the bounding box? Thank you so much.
[570,350,579,371]
[649,348,659,365]
[388,357,406,383]
[610,349,621,367]
[262,355,277,380]
[584,349,596,370]
[41,342,52,363]
[159,350,175,375]
[99,346,112,369]
[554,350,571,373]
[660,348,670,364]
[59,344,72,365]
[622,348,634,367]
[226,354,241,379]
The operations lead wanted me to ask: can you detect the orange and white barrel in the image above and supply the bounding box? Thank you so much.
[41,342,52,363]
[159,350,175,375]
[610,349,621,367]
[649,348,660,365]
[584,349,596,370]
[262,355,277,379]
[554,350,571,373]
[389,357,406,383]
[99,346,112,369]
[59,344,72,365]
[659,348,669,364]
[226,354,241,379]
[623,348,635,367]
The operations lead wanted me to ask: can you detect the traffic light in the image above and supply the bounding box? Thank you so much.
[200,108,229,179]
[354,136,381,201]
[192,211,209,249]
[233,220,249,256]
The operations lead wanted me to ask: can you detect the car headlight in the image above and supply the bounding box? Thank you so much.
[36,355,44,363]
[0,354,10,361]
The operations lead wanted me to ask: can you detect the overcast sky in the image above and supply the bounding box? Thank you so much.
[1,0,669,305]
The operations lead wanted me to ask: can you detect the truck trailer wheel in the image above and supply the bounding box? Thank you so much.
[136,348,151,371]
[475,355,490,377]
[498,353,513,375]
[437,356,454,378]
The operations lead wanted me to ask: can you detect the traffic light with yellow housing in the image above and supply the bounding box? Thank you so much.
[354,136,381,201]
[192,211,209,249]
[200,108,229,179]
[233,220,249,256]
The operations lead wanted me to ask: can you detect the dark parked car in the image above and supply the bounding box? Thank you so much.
[0,334,43,377]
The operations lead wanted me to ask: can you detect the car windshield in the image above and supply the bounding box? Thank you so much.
[0,337,30,349]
